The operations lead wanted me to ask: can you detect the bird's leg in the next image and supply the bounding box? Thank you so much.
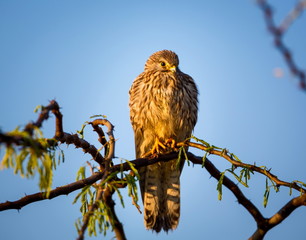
[144,137,167,157]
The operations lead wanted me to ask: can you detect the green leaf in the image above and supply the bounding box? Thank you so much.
[228,169,249,187]
[182,147,190,166]
[33,105,43,113]
[26,152,38,177]
[201,152,208,168]
[77,122,89,139]
[73,185,92,204]
[269,178,279,192]
[176,147,183,169]
[263,178,270,207]
[1,146,16,169]
[76,166,86,181]
[231,153,242,162]
[113,185,125,208]
[217,172,225,200]
[126,174,139,207]
[191,135,210,147]
[58,149,65,164]
[14,148,29,176]
[90,114,107,119]
[122,159,139,179]
[211,145,222,150]
[263,188,270,208]
[100,171,119,185]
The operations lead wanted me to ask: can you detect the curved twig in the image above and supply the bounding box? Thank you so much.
[93,119,115,161]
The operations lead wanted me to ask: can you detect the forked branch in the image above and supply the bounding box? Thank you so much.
[1,100,305,240]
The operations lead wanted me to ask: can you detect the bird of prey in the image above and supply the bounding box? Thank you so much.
[129,50,198,232]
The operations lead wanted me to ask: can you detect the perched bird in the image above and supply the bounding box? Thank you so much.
[129,50,198,232]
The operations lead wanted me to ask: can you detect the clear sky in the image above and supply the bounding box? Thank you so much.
[1,1,306,239]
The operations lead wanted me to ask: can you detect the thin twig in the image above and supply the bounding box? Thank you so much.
[279,0,306,33]
[179,141,306,194]
[257,0,306,90]
[76,186,105,240]
[89,119,115,171]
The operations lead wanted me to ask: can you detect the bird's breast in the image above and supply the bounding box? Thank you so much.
[144,80,191,141]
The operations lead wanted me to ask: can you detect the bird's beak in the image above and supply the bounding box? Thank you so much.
[169,66,176,72]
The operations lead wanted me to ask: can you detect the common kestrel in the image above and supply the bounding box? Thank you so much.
[129,50,198,232]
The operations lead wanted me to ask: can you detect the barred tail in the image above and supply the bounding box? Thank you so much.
[141,161,181,232]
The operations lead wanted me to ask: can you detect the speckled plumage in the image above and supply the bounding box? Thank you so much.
[129,50,198,232]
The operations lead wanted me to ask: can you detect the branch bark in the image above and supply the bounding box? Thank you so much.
[181,142,306,194]
[1,100,306,239]
[249,193,306,240]
[0,171,104,211]
[1,150,305,240]
[257,0,306,90]
[103,185,127,240]
[187,153,265,224]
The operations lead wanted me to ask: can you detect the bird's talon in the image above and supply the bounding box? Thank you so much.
[165,138,177,149]
[144,138,167,157]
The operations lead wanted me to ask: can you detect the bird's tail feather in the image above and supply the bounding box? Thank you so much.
[142,161,181,232]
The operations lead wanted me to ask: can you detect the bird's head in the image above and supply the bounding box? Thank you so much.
[144,50,179,73]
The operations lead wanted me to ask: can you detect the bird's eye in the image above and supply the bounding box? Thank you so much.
[160,62,166,67]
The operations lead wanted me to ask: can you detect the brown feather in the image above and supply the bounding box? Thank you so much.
[129,50,198,232]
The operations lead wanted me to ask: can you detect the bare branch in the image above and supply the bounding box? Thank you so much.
[0,100,106,166]
[1,147,305,240]
[24,100,59,136]
[56,132,105,165]
[188,153,265,224]
[249,193,306,240]
[279,0,306,33]
[0,171,104,211]
[89,119,115,170]
[89,122,107,146]
[1,101,305,239]
[102,185,127,240]
[257,0,306,90]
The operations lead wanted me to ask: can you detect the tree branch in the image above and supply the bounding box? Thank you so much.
[180,141,306,193]
[257,0,306,90]
[249,193,306,240]
[1,149,305,240]
[56,132,105,165]
[279,0,306,33]
[0,171,104,211]
[89,119,115,170]
[103,185,127,240]
[1,101,305,239]
[187,153,265,224]
[76,185,105,240]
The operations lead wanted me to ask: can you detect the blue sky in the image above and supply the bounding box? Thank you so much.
[1,1,306,239]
